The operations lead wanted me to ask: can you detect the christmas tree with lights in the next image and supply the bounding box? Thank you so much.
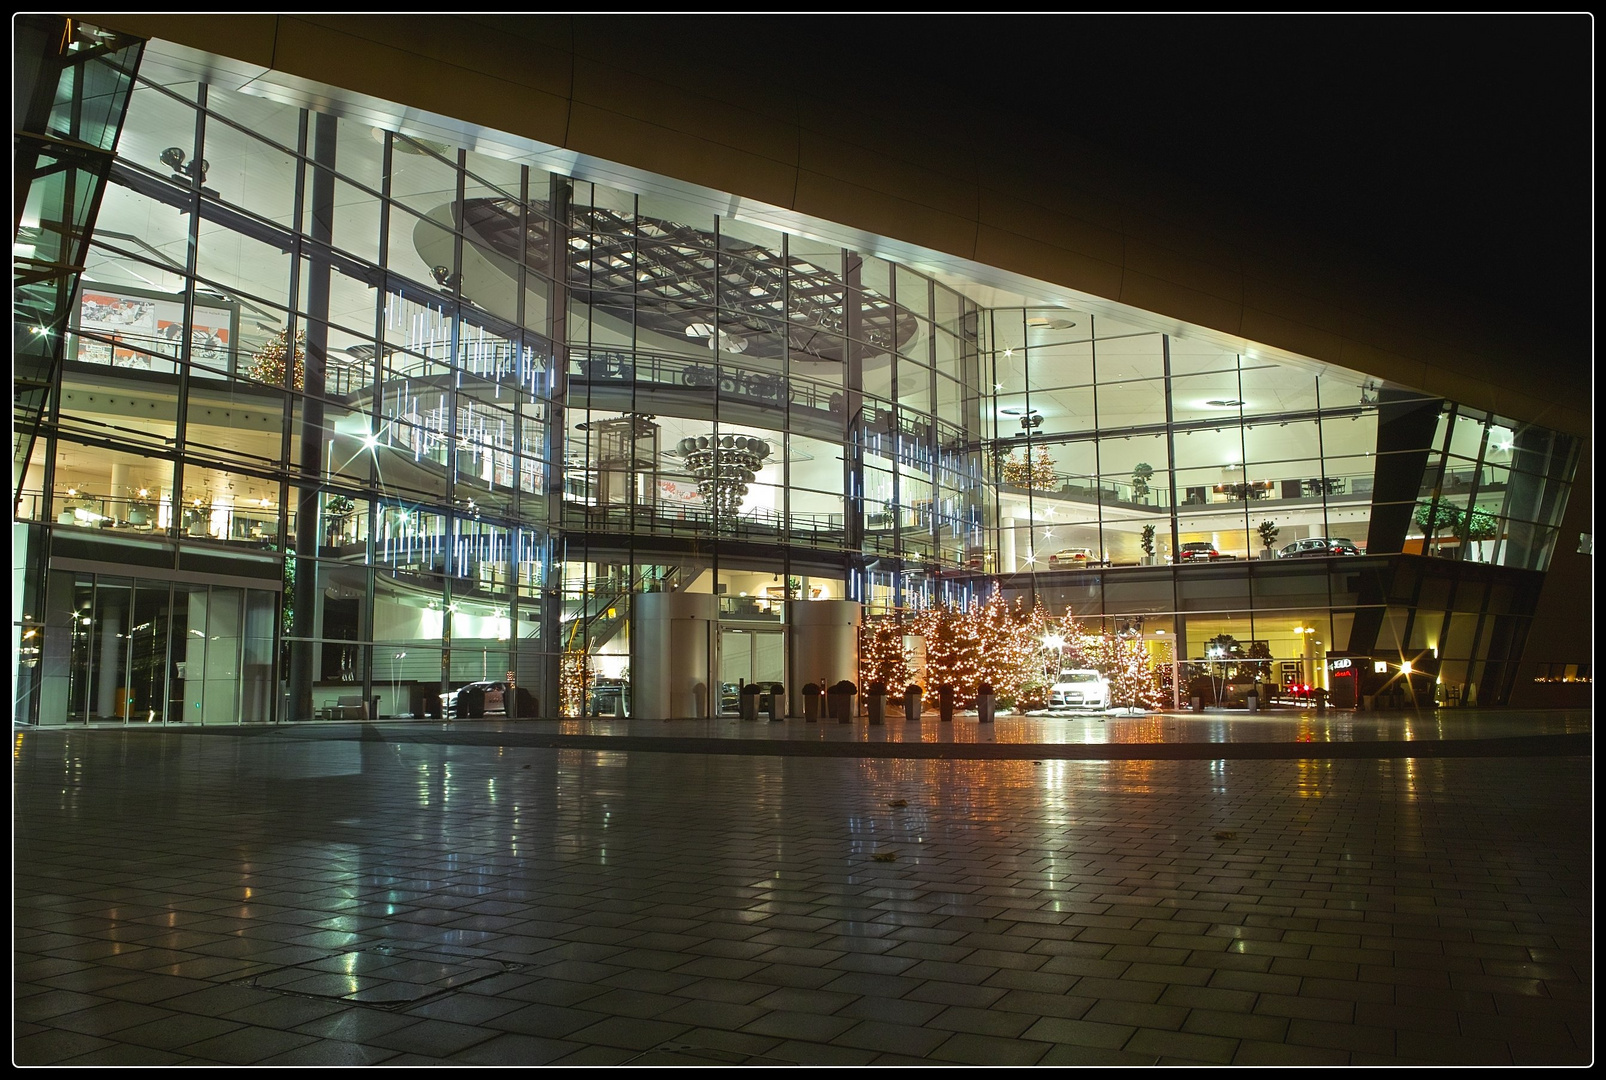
[249,327,306,390]
[559,649,591,717]
[859,617,914,689]
[916,600,984,706]
[1001,446,1057,490]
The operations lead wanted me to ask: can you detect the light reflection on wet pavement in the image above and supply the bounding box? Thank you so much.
[13,709,1591,1065]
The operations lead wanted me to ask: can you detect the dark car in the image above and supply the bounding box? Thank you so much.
[1279,537,1362,558]
[439,680,507,718]
[1177,541,1220,562]
[586,679,631,717]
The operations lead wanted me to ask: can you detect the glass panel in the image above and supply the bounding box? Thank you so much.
[1171,369,1245,427]
[388,137,460,222]
[1239,363,1319,418]
[64,576,97,723]
[87,578,132,721]
[128,582,169,724]
[200,115,299,232]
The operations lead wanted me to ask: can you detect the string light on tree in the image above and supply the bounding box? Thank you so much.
[859,617,914,689]
[249,326,306,390]
[1001,446,1057,490]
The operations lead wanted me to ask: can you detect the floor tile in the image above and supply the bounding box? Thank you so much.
[11,718,1591,1067]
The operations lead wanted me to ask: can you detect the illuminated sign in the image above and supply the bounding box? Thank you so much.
[1374,660,1389,673]
[1329,657,1353,672]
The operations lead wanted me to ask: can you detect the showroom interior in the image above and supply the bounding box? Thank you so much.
[13,16,1588,724]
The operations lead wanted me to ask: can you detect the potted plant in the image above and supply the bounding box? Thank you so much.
[1131,462,1154,502]
[866,680,888,725]
[903,683,923,720]
[1257,519,1280,558]
[1463,506,1498,561]
[739,682,761,721]
[1140,524,1157,565]
[801,682,821,722]
[828,680,856,723]
[937,683,955,722]
[976,681,996,723]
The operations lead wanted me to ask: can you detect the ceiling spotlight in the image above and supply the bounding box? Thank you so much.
[431,265,461,290]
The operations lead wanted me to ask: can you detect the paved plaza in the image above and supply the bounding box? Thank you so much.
[13,709,1593,1066]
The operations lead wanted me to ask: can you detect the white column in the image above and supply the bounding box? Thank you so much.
[789,599,862,717]
[1002,516,1018,574]
[633,592,716,719]
[110,462,132,512]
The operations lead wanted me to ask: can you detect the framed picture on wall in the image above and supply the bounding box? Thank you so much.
[71,282,239,375]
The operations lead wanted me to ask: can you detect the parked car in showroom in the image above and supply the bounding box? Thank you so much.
[439,680,507,718]
[1279,537,1363,558]
[1049,669,1111,710]
[1047,547,1102,568]
[1176,541,1222,562]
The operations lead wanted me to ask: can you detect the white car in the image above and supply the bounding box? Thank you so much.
[1047,548,1099,568]
[1049,669,1110,710]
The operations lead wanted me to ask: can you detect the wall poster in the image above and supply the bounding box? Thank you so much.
[72,283,239,375]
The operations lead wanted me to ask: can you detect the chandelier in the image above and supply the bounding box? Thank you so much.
[677,434,772,521]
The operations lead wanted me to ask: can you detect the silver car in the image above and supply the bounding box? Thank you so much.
[1279,537,1362,558]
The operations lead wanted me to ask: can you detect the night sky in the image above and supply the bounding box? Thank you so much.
[761,14,1591,360]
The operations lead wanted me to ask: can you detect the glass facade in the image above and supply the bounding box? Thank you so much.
[11,23,1580,722]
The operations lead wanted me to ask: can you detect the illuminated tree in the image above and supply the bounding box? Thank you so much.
[249,326,305,390]
[916,601,984,706]
[1106,630,1165,712]
[1001,446,1057,490]
[560,649,591,717]
[859,617,913,689]
[1153,638,1176,705]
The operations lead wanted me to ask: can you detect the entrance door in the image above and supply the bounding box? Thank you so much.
[718,628,784,714]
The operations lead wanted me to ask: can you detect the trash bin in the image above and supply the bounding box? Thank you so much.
[976,682,995,723]
[938,684,954,722]
[1191,695,1202,711]
[1245,692,1259,713]
[866,682,886,725]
